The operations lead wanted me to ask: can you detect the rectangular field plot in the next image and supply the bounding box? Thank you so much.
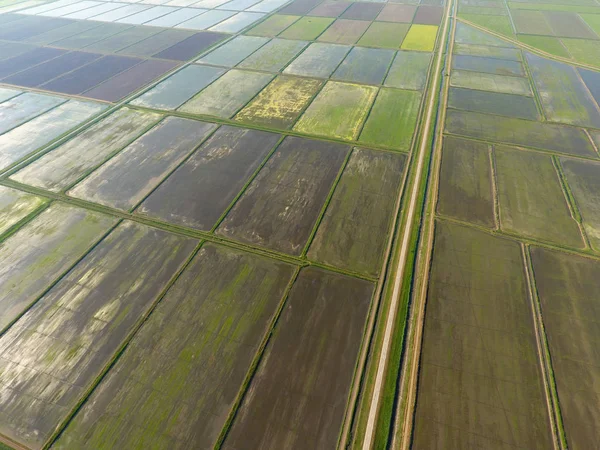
[278,16,333,39]
[560,158,600,252]
[455,22,513,47]
[359,88,421,150]
[196,35,269,67]
[579,67,600,107]
[308,148,406,276]
[445,110,598,158]
[223,267,374,450]
[526,53,600,128]
[450,69,532,96]
[130,65,226,111]
[0,221,196,449]
[412,220,553,449]
[294,81,377,141]
[384,51,431,91]
[237,38,308,72]
[494,146,584,248]
[216,136,348,255]
[11,107,162,192]
[448,87,540,120]
[283,42,350,79]
[0,98,105,171]
[437,136,495,227]
[453,54,525,76]
[0,92,65,135]
[245,14,299,36]
[0,185,46,235]
[357,22,409,49]
[53,243,295,450]
[68,117,216,210]
[453,43,522,61]
[0,202,116,332]
[530,248,600,450]
[137,126,281,231]
[235,75,323,129]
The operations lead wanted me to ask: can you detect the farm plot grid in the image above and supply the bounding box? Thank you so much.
[0,0,446,449]
[407,13,600,450]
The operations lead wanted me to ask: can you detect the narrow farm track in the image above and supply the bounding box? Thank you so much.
[360,1,454,448]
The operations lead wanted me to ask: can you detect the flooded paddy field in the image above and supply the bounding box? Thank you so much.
[0,0,445,448]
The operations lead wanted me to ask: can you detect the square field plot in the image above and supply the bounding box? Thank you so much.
[237,38,308,71]
[332,47,395,85]
[384,51,432,90]
[401,24,438,51]
[294,81,377,141]
[245,14,299,36]
[278,16,333,39]
[283,42,350,78]
[317,19,370,45]
[358,22,410,49]
[216,136,349,255]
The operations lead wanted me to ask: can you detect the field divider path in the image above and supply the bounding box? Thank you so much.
[360,0,454,448]
[395,5,456,449]
[522,244,567,450]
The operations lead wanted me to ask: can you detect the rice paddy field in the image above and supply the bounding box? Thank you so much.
[0,0,599,448]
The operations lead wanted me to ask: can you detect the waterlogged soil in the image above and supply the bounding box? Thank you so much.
[130,65,226,110]
[0,92,65,135]
[412,220,553,449]
[0,185,46,235]
[450,69,533,96]
[316,19,370,44]
[494,145,584,248]
[453,54,525,76]
[197,35,268,67]
[384,51,431,90]
[437,136,495,227]
[223,267,374,450]
[237,38,308,72]
[530,247,600,450]
[332,47,395,85]
[137,126,280,231]
[0,99,105,171]
[0,203,116,332]
[68,117,216,210]
[448,86,540,120]
[53,243,295,450]
[11,107,162,192]
[308,148,406,276]
[216,136,348,255]
[283,42,350,78]
[0,221,196,449]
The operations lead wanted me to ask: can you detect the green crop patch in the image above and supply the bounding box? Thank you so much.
[412,220,554,449]
[0,221,196,449]
[526,53,600,128]
[359,88,421,150]
[517,34,571,58]
[445,110,598,158]
[511,9,553,35]
[294,81,378,140]
[494,145,584,248]
[531,247,600,450]
[11,107,162,192]
[279,16,334,39]
[235,75,324,129]
[217,137,349,255]
[137,126,281,231]
[448,87,541,120]
[358,22,410,49]
[224,267,374,449]
[68,118,216,211]
[179,69,275,118]
[245,14,300,37]
[560,157,600,252]
[308,148,407,276]
[384,50,432,90]
[437,136,495,227]
[450,69,532,96]
[237,38,308,72]
[459,13,515,37]
[401,24,438,51]
[53,243,295,450]
[561,38,600,68]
